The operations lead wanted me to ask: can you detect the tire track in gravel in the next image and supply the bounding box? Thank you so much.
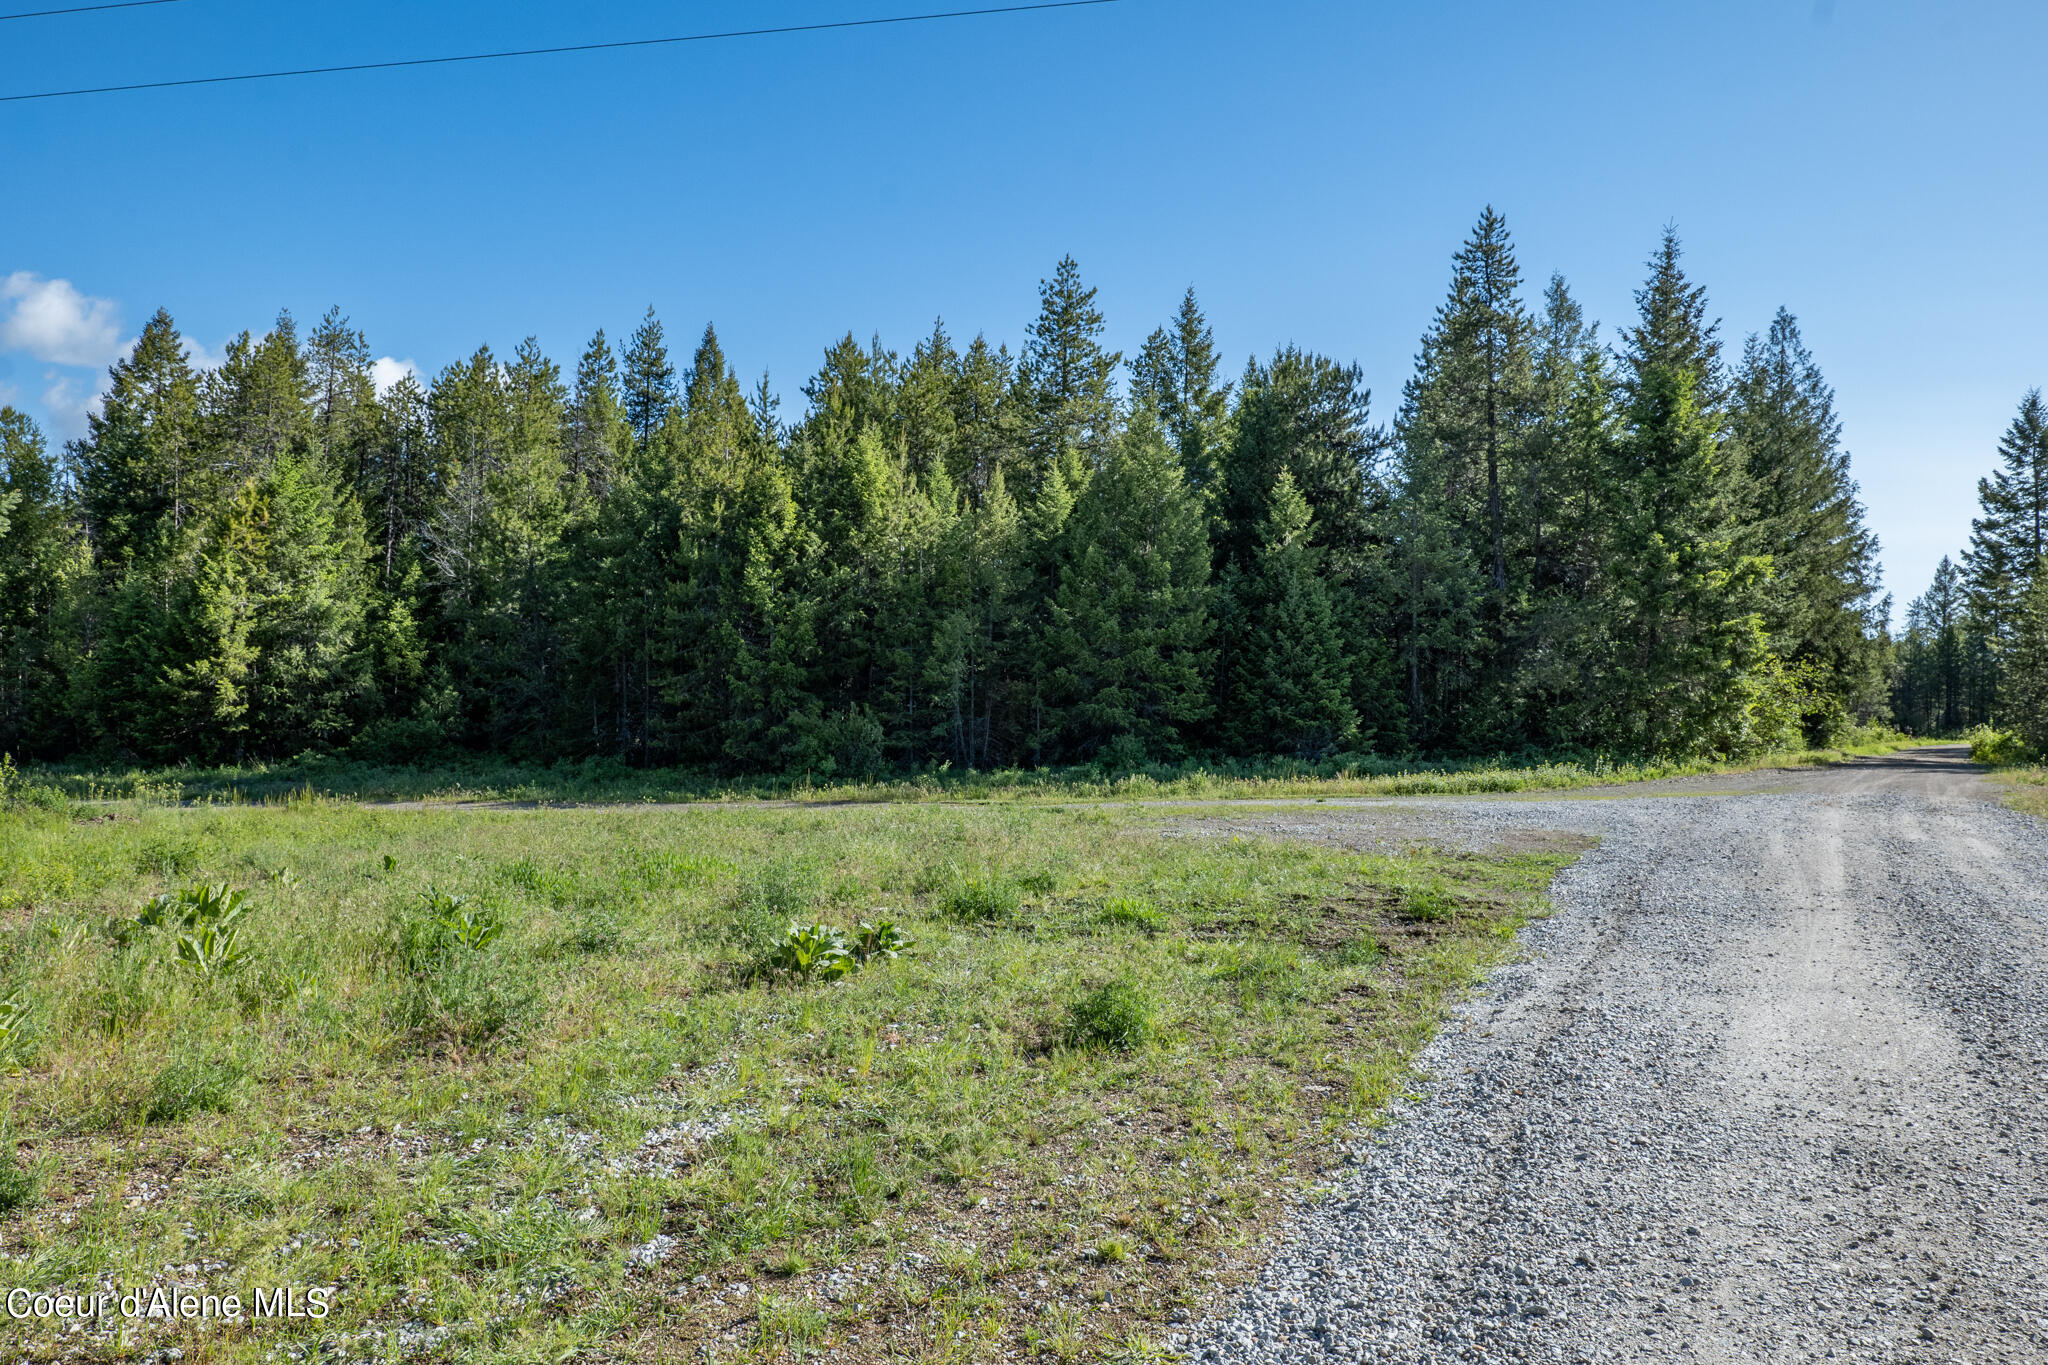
[1182,753,2048,1365]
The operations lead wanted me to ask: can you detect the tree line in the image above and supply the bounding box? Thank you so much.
[0,212,1904,775]
[1891,389,2048,752]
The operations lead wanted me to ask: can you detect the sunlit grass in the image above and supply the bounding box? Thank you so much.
[0,796,1581,1361]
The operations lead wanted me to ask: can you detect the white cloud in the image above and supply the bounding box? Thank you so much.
[182,336,225,372]
[39,372,101,439]
[371,356,418,394]
[0,380,19,408]
[0,272,126,368]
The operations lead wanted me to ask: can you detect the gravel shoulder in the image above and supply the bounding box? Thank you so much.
[1183,747,2048,1364]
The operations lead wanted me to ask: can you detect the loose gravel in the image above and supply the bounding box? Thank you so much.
[1183,751,2048,1363]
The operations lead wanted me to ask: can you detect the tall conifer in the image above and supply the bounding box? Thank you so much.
[622,307,677,447]
[1130,288,1229,489]
[1022,256,1120,471]
[565,330,630,499]
[1730,308,1883,734]
[1963,389,2048,647]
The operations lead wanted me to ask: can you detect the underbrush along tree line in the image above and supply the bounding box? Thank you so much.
[1,209,1966,776]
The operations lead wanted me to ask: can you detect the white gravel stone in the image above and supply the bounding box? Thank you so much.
[1186,749,2048,1363]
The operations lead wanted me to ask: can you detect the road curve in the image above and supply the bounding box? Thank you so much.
[1186,747,2048,1364]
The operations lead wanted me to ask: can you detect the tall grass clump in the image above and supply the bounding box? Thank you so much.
[941,876,1020,923]
[0,1144,39,1213]
[390,888,534,1047]
[1064,977,1156,1051]
[143,1056,245,1124]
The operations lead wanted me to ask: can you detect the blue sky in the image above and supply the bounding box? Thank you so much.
[3,0,2044,613]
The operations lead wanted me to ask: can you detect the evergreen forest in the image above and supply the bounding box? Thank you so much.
[1,211,2036,777]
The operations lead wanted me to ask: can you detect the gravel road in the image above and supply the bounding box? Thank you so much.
[1184,746,2048,1364]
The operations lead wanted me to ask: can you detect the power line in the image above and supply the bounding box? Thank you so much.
[0,0,1120,103]
[0,0,179,22]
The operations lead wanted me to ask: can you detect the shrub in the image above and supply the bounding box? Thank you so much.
[0,755,67,815]
[1967,726,2034,767]
[1096,733,1149,775]
[144,1058,245,1124]
[941,877,1019,923]
[1064,977,1155,1051]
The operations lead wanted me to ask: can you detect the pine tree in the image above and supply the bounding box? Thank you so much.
[203,313,313,484]
[2003,572,2048,753]
[167,458,374,759]
[1392,209,1538,746]
[899,319,960,482]
[1217,472,1357,757]
[797,419,953,769]
[477,338,572,747]
[1619,227,1726,409]
[424,346,506,619]
[69,308,201,564]
[1597,235,1765,754]
[1037,420,1212,762]
[622,307,677,448]
[1730,308,1883,738]
[1896,557,1969,733]
[1129,288,1229,489]
[629,323,816,768]
[1219,348,1381,574]
[0,408,78,753]
[565,329,630,499]
[305,307,377,485]
[1021,256,1121,471]
[750,371,782,449]
[1513,276,1620,744]
[947,335,1027,498]
[928,468,1024,765]
[799,333,899,453]
[360,374,441,584]
[1963,389,2048,648]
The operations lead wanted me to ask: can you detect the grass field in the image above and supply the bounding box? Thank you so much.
[1994,766,2048,820]
[0,789,1584,1363]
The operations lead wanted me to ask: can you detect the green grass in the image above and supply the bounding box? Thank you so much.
[19,726,1926,809]
[1992,766,2048,821]
[1959,726,2048,820]
[0,794,1584,1362]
